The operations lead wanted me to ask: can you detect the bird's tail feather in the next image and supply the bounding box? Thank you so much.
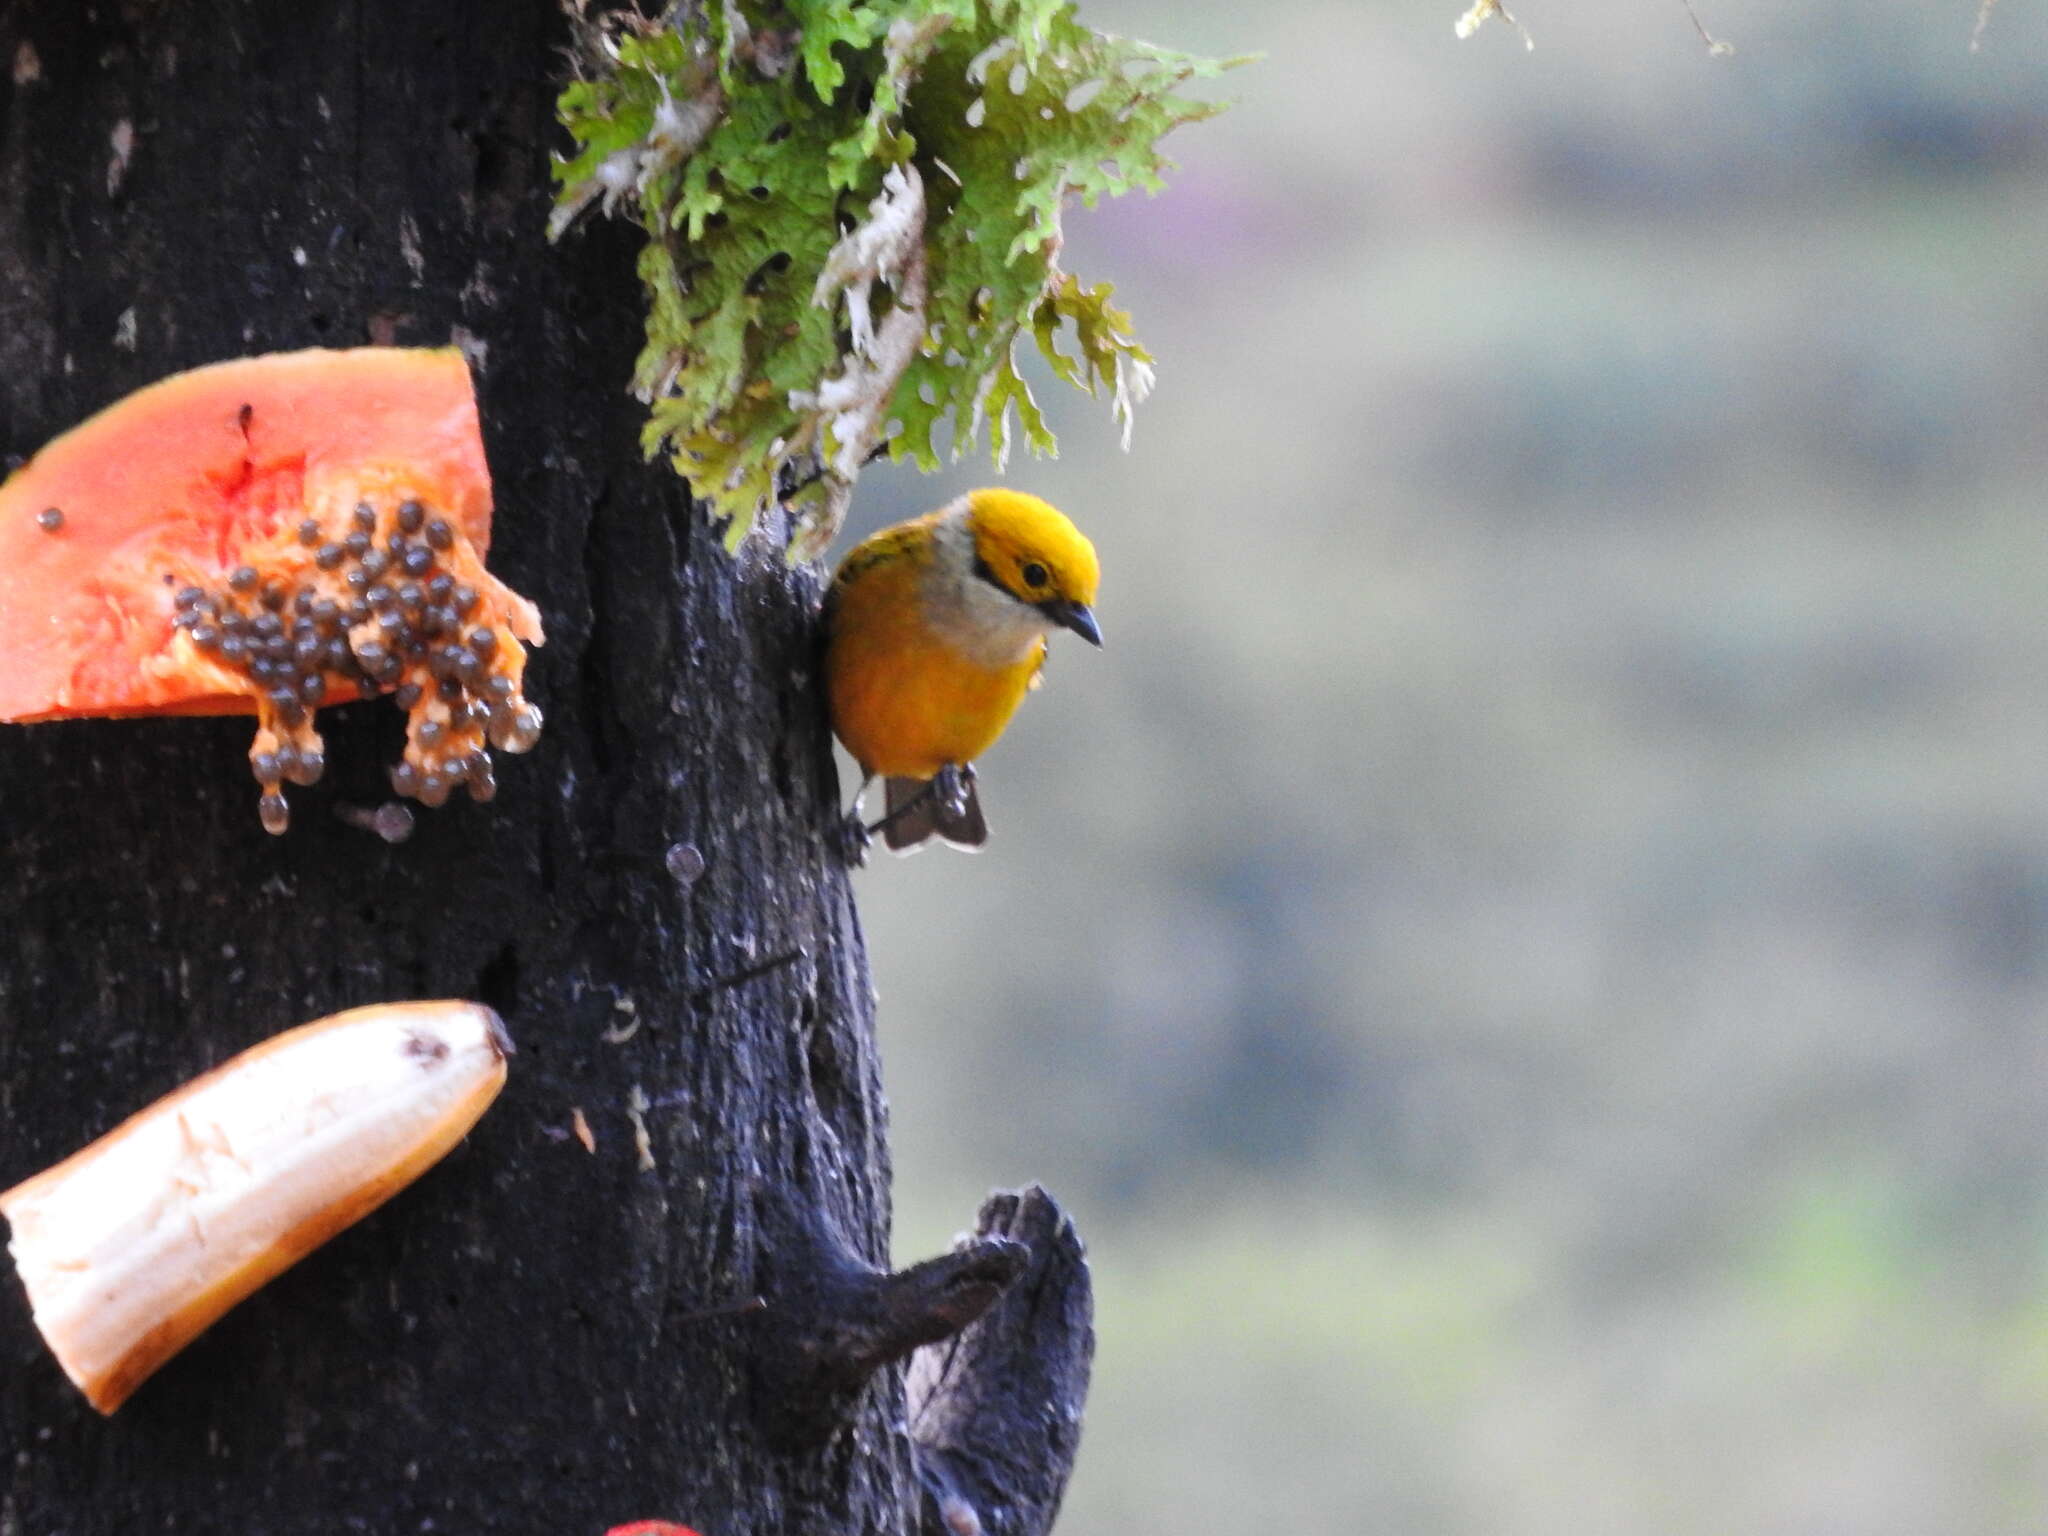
[883,774,988,852]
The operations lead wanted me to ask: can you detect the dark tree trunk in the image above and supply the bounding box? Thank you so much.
[0,5,1091,1533]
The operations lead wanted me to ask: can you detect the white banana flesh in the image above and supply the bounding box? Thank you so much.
[1,999,511,1413]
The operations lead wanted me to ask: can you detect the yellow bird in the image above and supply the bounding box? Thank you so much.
[824,487,1102,854]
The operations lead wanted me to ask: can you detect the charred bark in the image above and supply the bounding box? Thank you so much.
[909,1189,1096,1536]
[0,4,1094,1533]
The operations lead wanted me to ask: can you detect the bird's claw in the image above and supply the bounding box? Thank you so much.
[933,762,974,821]
[833,811,871,869]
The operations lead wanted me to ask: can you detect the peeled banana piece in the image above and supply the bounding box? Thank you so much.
[1,999,511,1413]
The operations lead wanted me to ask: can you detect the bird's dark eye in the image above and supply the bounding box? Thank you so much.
[1021,561,1049,588]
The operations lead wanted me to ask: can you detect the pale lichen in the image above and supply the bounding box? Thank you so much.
[1453,0,1533,49]
[1972,0,1999,52]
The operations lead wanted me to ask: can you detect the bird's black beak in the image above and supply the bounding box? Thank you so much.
[1039,598,1103,647]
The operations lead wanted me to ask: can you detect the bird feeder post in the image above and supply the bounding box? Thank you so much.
[0,3,1092,1533]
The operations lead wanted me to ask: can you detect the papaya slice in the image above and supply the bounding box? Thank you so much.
[0,348,543,832]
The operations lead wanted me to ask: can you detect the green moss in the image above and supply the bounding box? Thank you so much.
[552,0,1244,555]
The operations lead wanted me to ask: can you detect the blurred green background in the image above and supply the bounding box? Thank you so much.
[848,2,2048,1530]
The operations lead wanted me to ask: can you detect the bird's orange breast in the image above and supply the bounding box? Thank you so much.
[824,543,1043,781]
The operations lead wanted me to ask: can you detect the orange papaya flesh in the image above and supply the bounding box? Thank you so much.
[0,348,544,833]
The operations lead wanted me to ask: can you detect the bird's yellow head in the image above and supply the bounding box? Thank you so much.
[960,488,1103,646]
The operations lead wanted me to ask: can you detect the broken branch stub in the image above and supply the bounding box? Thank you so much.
[907,1187,1096,1536]
[746,1185,1029,1449]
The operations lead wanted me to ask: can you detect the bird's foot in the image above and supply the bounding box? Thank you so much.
[833,810,872,869]
[932,762,975,821]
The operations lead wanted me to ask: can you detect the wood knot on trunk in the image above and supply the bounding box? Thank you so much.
[907,1187,1096,1536]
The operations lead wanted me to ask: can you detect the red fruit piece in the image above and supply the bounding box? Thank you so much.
[0,347,544,831]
